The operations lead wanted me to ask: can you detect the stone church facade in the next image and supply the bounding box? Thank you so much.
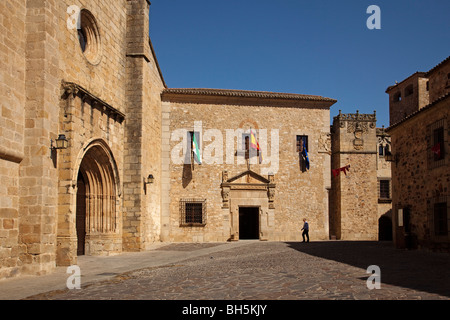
[0,0,164,279]
[1,0,392,280]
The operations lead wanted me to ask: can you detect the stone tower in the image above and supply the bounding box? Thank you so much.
[330,111,379,240]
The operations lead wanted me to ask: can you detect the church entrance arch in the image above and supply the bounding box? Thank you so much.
[75,139,121,256]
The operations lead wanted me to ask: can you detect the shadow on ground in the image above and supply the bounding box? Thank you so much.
[285,241,450,298]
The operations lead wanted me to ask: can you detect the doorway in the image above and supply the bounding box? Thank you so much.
[75,143,118,256]
[239,207,259,239]
[76,172,86,255]
[378,215,393,241]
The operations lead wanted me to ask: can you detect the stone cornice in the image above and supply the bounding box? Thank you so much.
[0,146,24,164]
[161,88,337,108]
[61,81,125,123]
[333,110,377,122]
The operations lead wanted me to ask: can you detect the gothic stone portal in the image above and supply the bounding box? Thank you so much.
[75,142,122,257]
[221,170,275,241]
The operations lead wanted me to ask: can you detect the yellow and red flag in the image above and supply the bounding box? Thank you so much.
[250,129,263,164]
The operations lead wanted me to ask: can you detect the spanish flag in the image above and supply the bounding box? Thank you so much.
[250,129,263,164]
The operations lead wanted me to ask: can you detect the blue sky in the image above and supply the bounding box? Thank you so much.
[149,0,450,127]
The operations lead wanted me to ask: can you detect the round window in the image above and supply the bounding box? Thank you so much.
[77,9,102,65]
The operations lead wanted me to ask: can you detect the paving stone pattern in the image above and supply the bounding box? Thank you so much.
[25,241,449,300]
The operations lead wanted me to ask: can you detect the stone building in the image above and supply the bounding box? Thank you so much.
[386,56,449,251]
[0,0,165,279]
[329,111,392,241]
[1,0,394,280]
[160,88,335,243]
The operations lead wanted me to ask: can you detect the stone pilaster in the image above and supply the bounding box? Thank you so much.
[19,0,60,275]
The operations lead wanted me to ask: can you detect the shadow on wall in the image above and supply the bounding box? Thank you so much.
[285,241,450,298]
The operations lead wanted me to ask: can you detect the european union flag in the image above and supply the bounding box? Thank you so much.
[302,144,310,170]
[300,136,309,171]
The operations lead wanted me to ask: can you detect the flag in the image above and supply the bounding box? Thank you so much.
[192,132,202,164]
[250,129,263,164]
[302,144,310,170]
[431,142,441,158]
[299,137,309,170]
[332,165,350,177]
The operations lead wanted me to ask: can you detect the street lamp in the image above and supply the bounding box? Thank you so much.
[145,174,155,184]
[51,134,69,151]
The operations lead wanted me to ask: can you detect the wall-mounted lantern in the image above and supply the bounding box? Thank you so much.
[145,174,154,185]
[51,134,69,151]
[143,174,154,194]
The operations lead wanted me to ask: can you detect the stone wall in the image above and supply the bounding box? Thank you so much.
[123,0,165,251]
[388,100,449,250]
[330,111,379,240]
[0,0,165,279]
[19,0,61,277]
[0,0,27,279]
[427,57,450,104]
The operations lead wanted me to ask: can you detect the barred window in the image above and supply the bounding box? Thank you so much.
[427,119,446,169]
[378,179,391,201]
[180,199,206,226]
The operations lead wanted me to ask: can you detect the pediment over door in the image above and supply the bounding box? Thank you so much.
[224,169,271,185]
[220,170,275,209]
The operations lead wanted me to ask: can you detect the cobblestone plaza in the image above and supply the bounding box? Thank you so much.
[4,241,447,301]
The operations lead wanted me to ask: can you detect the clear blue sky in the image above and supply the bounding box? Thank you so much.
[149,0,450,127]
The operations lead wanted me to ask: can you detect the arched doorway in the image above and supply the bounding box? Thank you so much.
[379,215,393,241]
[76,172,87,255]
[75,142,120,256]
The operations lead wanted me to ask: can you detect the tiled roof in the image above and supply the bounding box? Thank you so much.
[385,55,450,93]
[425,55,450,76]
[385,72,427,93]
[162,88,337,103]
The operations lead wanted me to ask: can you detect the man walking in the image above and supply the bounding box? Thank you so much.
[301,218,309,243]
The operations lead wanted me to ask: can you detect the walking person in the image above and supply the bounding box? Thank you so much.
[301,218,309,243]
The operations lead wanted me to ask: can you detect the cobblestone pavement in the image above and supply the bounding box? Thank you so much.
[25,241,449,300]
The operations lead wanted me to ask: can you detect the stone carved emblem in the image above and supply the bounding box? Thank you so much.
[318,132,331,154]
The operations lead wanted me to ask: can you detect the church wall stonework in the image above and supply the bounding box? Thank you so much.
[0,0,165,279]
[0,0,27,279]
